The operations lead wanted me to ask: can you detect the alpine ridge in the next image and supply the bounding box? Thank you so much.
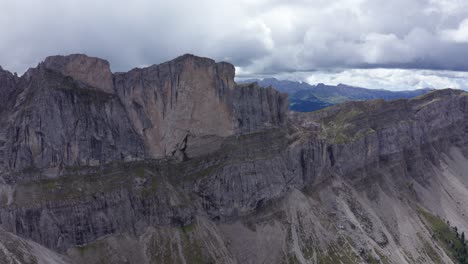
[0,54,288,174]
[0,54,468,264]
[240,78,433,112]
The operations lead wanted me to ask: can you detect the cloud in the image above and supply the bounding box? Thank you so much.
[209,19,274,66]
[304,69,468,90]
[442,18,468,42]
[236,68,468,91]
[2,0,468,89]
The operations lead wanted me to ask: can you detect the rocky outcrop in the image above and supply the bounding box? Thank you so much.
[42,54,114,94]
[232,83,288,133]
[0,227,70,264]
[0,66,145,174]
[0,54,288,174]
[0,67,18,112]
[296,89,468,172]
[114,54,287,159]
[113,54,236,159]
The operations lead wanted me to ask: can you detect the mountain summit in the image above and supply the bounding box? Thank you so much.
[0,54,287,173]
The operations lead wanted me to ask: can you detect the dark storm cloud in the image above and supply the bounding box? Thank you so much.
[2,0,468,76]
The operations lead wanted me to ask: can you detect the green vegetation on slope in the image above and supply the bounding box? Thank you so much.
[419,208,468,264]
[318,106,376,144]
[12,129,290,206]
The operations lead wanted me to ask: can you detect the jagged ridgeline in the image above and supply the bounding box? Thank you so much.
[0,54,468,264]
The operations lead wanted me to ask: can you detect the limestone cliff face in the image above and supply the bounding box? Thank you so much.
[1,54,468,264]
[293,89,468,181]
[0,54,288,173]
[232,83,288,133]
[42,54,114,94]
[114,54,287,159]
[113,54,236,159]
[0,66,145,174]
[0,67,18,113]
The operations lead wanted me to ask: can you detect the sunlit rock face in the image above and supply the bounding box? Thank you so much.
[42,54,115,94]
[0,53,288,172]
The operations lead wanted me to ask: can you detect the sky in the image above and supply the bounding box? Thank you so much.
[2,0,468,90]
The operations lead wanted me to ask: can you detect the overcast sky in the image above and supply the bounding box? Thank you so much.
[2,0,468,90]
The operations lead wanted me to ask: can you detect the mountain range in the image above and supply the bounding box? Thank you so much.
[0,54,468,264]
[241,78,433,112]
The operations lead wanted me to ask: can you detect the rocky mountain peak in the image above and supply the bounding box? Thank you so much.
[413,87,463,100]
[0,54,287,172]
[153,53,236,91]
[113,54,284,159]
[42,54,114,93]
[171,53,216,65]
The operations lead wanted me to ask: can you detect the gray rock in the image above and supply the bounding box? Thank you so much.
[0,54,288,175]
[42,54,114,94]
[0,66,145,174]
[0,67,18,113]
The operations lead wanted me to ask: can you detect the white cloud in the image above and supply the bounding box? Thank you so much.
[442,18,468,42]
[304,69,468,90]
[2,0,468,80]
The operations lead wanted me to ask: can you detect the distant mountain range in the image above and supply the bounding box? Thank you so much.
[240,78,433,112]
